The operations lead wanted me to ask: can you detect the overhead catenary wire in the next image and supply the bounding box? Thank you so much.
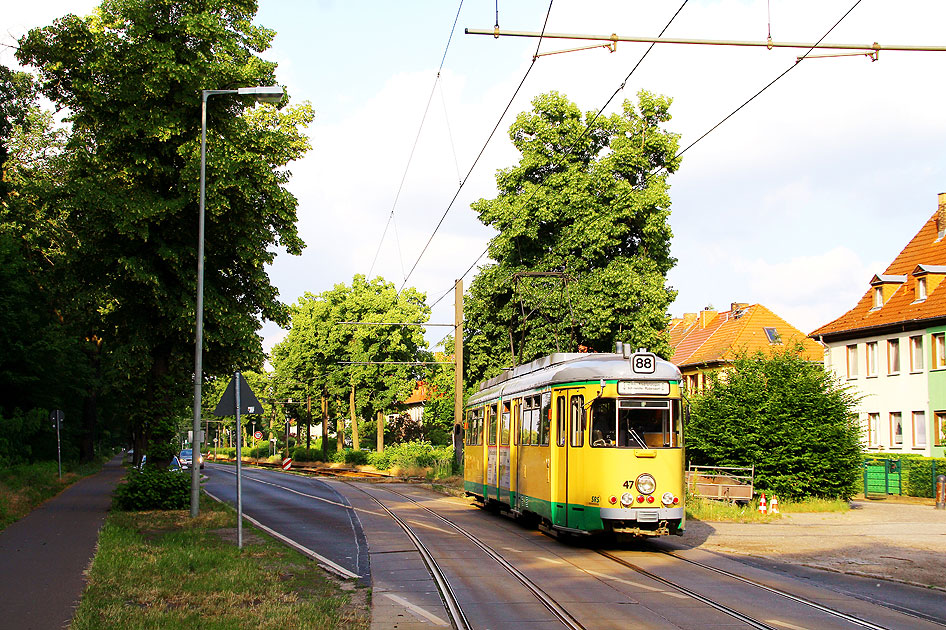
[366,0,466,280]
[425,0,691,314]
[397,0,556,294]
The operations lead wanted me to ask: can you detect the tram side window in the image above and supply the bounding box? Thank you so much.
[539,392,551,446]
[501,402,511,445]
[513,399,521,445]
[570,396,584,447]
[487,403,498,446]
[590,398,616,447]
[465,409,479,446]
[520,396,540,445]
[556,396,566,446]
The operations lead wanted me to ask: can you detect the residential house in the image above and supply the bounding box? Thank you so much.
[810,193,946,457]
[387,381,431,424]
[670,302,823,393]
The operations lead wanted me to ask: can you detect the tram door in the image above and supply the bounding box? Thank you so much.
[511,398,522,512]
[485,403,498,501]
[498,401,511,504]
[566,394,585,529]
[553,393,568,527]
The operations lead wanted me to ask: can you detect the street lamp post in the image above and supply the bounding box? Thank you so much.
[191,85,284,518]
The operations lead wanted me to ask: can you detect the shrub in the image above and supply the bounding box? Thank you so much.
[114,468,190,510]
[366,441,454,478]
[344,449,368,465]
[904,457,946,498]
[328,450,345,463]
[292,447,323,462]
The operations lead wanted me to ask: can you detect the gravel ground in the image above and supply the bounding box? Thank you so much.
[680,498,946,590]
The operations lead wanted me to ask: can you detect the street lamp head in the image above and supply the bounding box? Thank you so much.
[236,85,284,103]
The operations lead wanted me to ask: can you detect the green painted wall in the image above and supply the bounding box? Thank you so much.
[930,325,946,456]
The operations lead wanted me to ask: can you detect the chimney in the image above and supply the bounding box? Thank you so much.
[699,308,717,329]
[938,192,946,239]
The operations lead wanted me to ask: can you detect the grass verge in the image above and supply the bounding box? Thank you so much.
[686,494,850,523]
[0,458,105,531]
[71,495,370,630]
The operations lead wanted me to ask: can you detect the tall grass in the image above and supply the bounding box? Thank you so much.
[71,496,369,630]
[686,493,849,522]
[0,459,104,530]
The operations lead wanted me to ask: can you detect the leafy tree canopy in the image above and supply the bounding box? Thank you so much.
[465,90,680,385]
[14,0,314,461]
[271,275,431,429]
[686,345,862,500]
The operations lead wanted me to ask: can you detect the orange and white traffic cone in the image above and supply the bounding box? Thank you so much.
[768,494,779,515]
[757,493,767,514]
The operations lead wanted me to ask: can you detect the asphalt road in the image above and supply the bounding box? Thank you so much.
[202,463,370,584]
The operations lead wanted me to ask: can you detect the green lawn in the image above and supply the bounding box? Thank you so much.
[0,459,104,531]
[71,496,370,630]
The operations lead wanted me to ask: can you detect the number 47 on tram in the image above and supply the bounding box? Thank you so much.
[463,346,686,538]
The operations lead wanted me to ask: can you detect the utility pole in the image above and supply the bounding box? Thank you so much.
[306,393,312,450]
[454,279,464,469]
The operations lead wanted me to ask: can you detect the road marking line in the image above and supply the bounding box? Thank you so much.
[584,569,688,599]
[383,593,449,626]
[766,621,809,630]
[537,555,565,565]
[204,488,360,580]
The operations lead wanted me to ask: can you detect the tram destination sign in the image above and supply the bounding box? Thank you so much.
[618,380,670,396]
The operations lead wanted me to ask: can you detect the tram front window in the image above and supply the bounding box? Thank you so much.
[591,398,679,448]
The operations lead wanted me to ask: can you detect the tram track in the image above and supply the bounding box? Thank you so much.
[342,482,587,630]
[657,549,946,629]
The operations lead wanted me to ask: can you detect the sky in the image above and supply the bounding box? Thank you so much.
[4,1,945,358]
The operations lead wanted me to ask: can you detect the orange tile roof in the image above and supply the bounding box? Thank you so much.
[402,381,430,405]
[810,211,946,339]
[670,304,822,367]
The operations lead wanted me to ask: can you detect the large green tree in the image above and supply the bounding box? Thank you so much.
[271,276,431,448]
[465,91,680,385]
[686,345,862,500]
[16,0,313,461]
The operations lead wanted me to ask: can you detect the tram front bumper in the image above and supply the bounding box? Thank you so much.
[599,506,685,536]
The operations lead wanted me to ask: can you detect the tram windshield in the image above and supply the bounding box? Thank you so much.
[590,398,681,448]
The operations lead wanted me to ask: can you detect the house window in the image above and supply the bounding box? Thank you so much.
[933,333,946,370]
[764,327,781,344]
[873,286,883,308]
[917,277,928,301]
[846,344,858,378]
[887,338,900,374]
[866,413,880,447]
[686,374,699,393]
[866,342,878,377]
[912,411,927,448]
[910,336,925,371]
[890,412,903,447]
[935,412,946,447]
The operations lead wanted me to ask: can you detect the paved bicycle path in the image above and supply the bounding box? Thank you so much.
[0,455,125,629]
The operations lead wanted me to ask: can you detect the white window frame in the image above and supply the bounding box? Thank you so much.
[910,335,925,372]
[866,341,878,377]
[887,338,900,374]
[890,412,903,447]
[933,333,946,370]
[866,413,880,447]
[912,411,927,448]
[846,344,858,379]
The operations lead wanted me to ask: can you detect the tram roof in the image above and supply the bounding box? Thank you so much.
[469,352,682,404]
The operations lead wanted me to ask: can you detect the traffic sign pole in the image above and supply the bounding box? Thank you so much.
[50,410,63,480]
[235,371,243,550]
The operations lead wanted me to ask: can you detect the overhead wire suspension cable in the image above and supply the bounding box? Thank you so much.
[398,0,556,293]
[366,0,466,279]
[426,0,690,311]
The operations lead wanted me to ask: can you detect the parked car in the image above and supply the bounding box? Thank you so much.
[138,455,183,472]
[179,448,204,470]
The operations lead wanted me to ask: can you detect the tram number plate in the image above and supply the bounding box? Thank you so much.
[631,352,657,374]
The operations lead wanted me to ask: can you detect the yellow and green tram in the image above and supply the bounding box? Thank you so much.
[463,347,685,537]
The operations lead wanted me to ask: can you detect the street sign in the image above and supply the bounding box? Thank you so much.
[213,376,264,416]
[254,431,263,440]
[282,458,292,470]
[50,409,64,428]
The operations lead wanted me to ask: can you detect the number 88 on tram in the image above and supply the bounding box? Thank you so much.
[463,345,685,538]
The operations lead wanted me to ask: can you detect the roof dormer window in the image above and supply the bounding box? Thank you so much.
[870,274,906,309]
[873,287,883,308]
[763,327,781,344]
[917,277,928,301]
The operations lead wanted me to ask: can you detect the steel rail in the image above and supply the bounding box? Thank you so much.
[598,550,779,630]
[465,28,946,53]
[355,484,587,630]
[353,485,472,630]
[660,550,944,630]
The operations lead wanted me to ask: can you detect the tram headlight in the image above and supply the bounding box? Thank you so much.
[635,473,656,495]
[620,492,633,507]
[661,492,675,505]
